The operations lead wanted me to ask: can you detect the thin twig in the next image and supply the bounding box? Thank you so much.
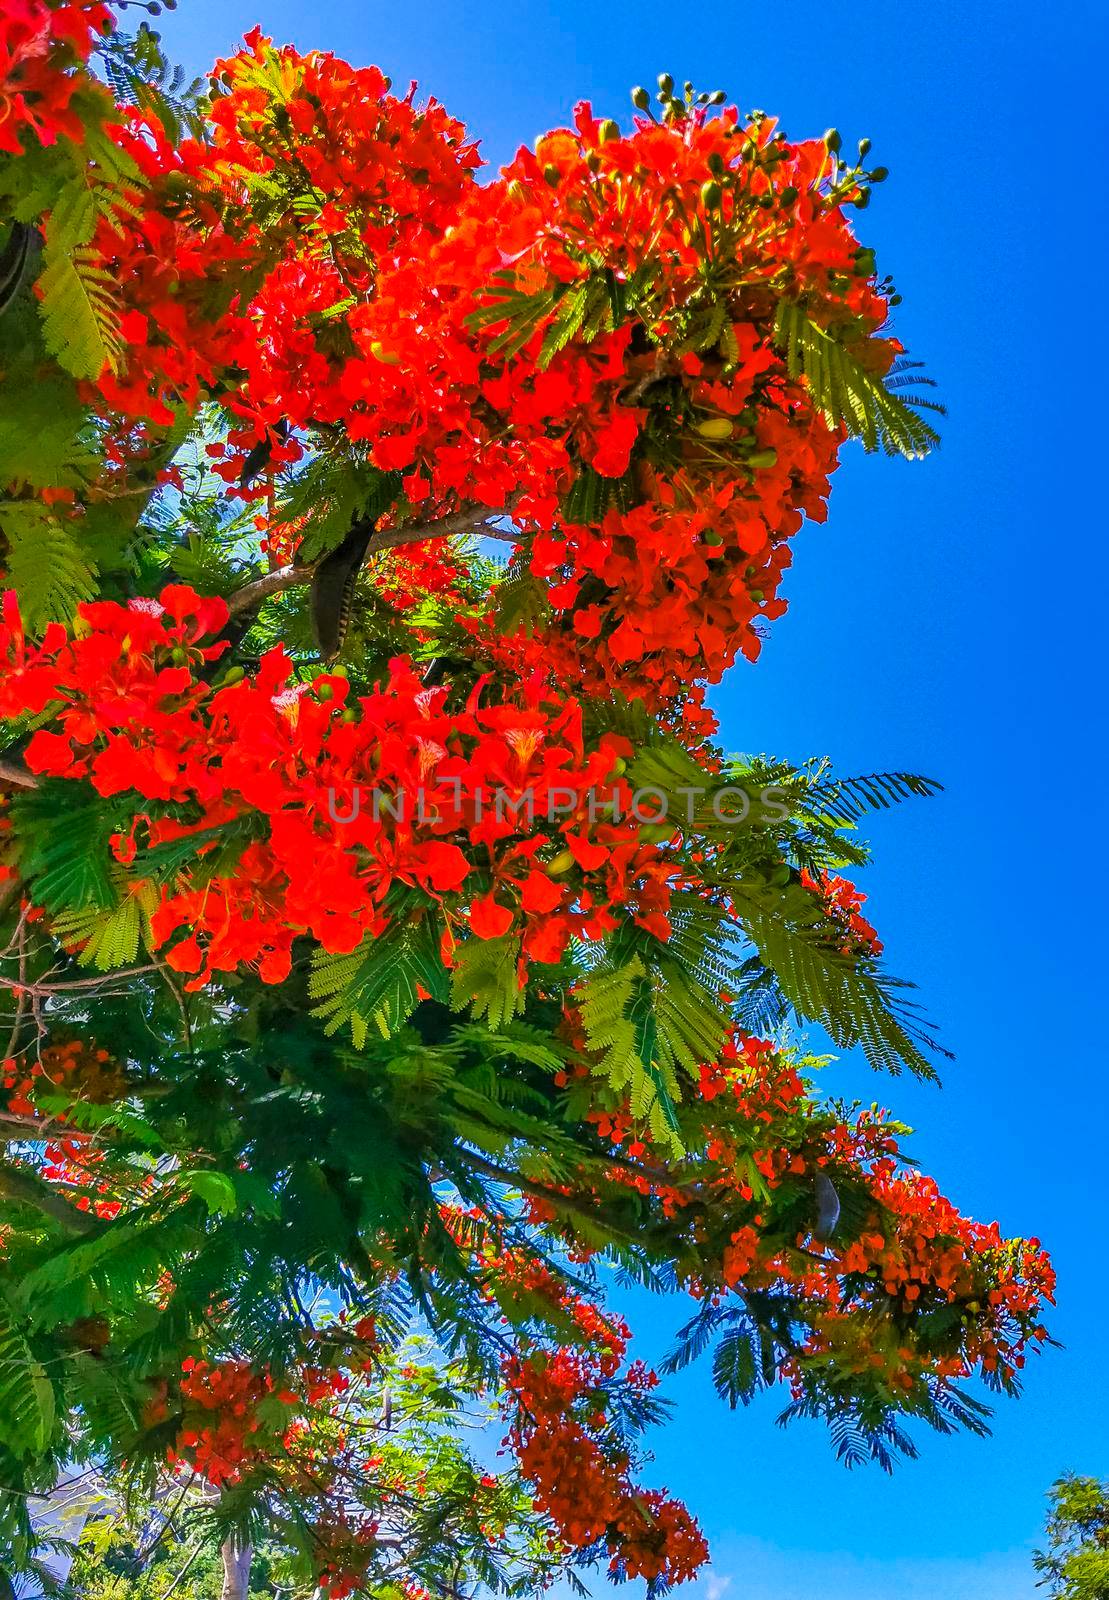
[0,965,158,997]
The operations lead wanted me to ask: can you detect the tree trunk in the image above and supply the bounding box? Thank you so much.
[220,1535,253,1600]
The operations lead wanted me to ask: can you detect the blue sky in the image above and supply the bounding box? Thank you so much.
[154,2,1109,1593]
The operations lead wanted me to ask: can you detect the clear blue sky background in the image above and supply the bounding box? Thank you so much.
[155,3,1107,1593]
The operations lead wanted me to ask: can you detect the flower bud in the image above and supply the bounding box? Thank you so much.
[631,86,651,111]
[823,127,842,153]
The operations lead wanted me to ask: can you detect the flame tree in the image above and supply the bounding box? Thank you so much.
[0,10,1053,1597]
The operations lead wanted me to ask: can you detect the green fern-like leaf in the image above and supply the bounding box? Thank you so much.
[577,957,684,1155]
[449,935,524,1032]
[309,920,449,1044]
[1,501,98,627]
[736,889,946,1077]
[773,301,942,458]
[11,783,121,913]
[50,874,157,970]
[0,1289,56,1459]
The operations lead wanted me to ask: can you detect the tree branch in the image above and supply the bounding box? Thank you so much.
[225,506,520,618]
[0,757,36,791]
[0,1162,104,1234]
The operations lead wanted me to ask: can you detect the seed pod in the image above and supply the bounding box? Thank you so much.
[0,223,37,316]
[311,516,376,660]
[696,416,733,440]
[814,1173,841,1240]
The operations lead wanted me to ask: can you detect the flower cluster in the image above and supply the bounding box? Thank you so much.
[34,32,904,706]
[500,1263,706,1585]
[799,867,884,957]
[2,1038,129,1219]
[696,1038,1055,1391]
[545,1030,1054,1402]
[0,0,111,154]
[166,1355,350,1487]
[0,584,683,988]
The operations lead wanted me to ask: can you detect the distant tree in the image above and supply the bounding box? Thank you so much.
[1035,1476,1109,1598]
[70,1532,264,1600]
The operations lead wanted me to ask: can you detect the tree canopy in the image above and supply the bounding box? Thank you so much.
[0,9,1054,1596]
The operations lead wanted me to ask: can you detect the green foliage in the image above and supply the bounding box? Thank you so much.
[450,934,525,1031]
[773,301,943,458]
[29,113,141,381]
[0,501,98,627]
[577,956,686,1154]
[279,454,402,563]
[1035,1476,1109,1600]
[735,890,945,1077]
[10,783,122,912]
[96,21,209,142]
[51,874,158,971]
[0,1290,56,1460]
[467,261,659,364]
[310,920,450,1043]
